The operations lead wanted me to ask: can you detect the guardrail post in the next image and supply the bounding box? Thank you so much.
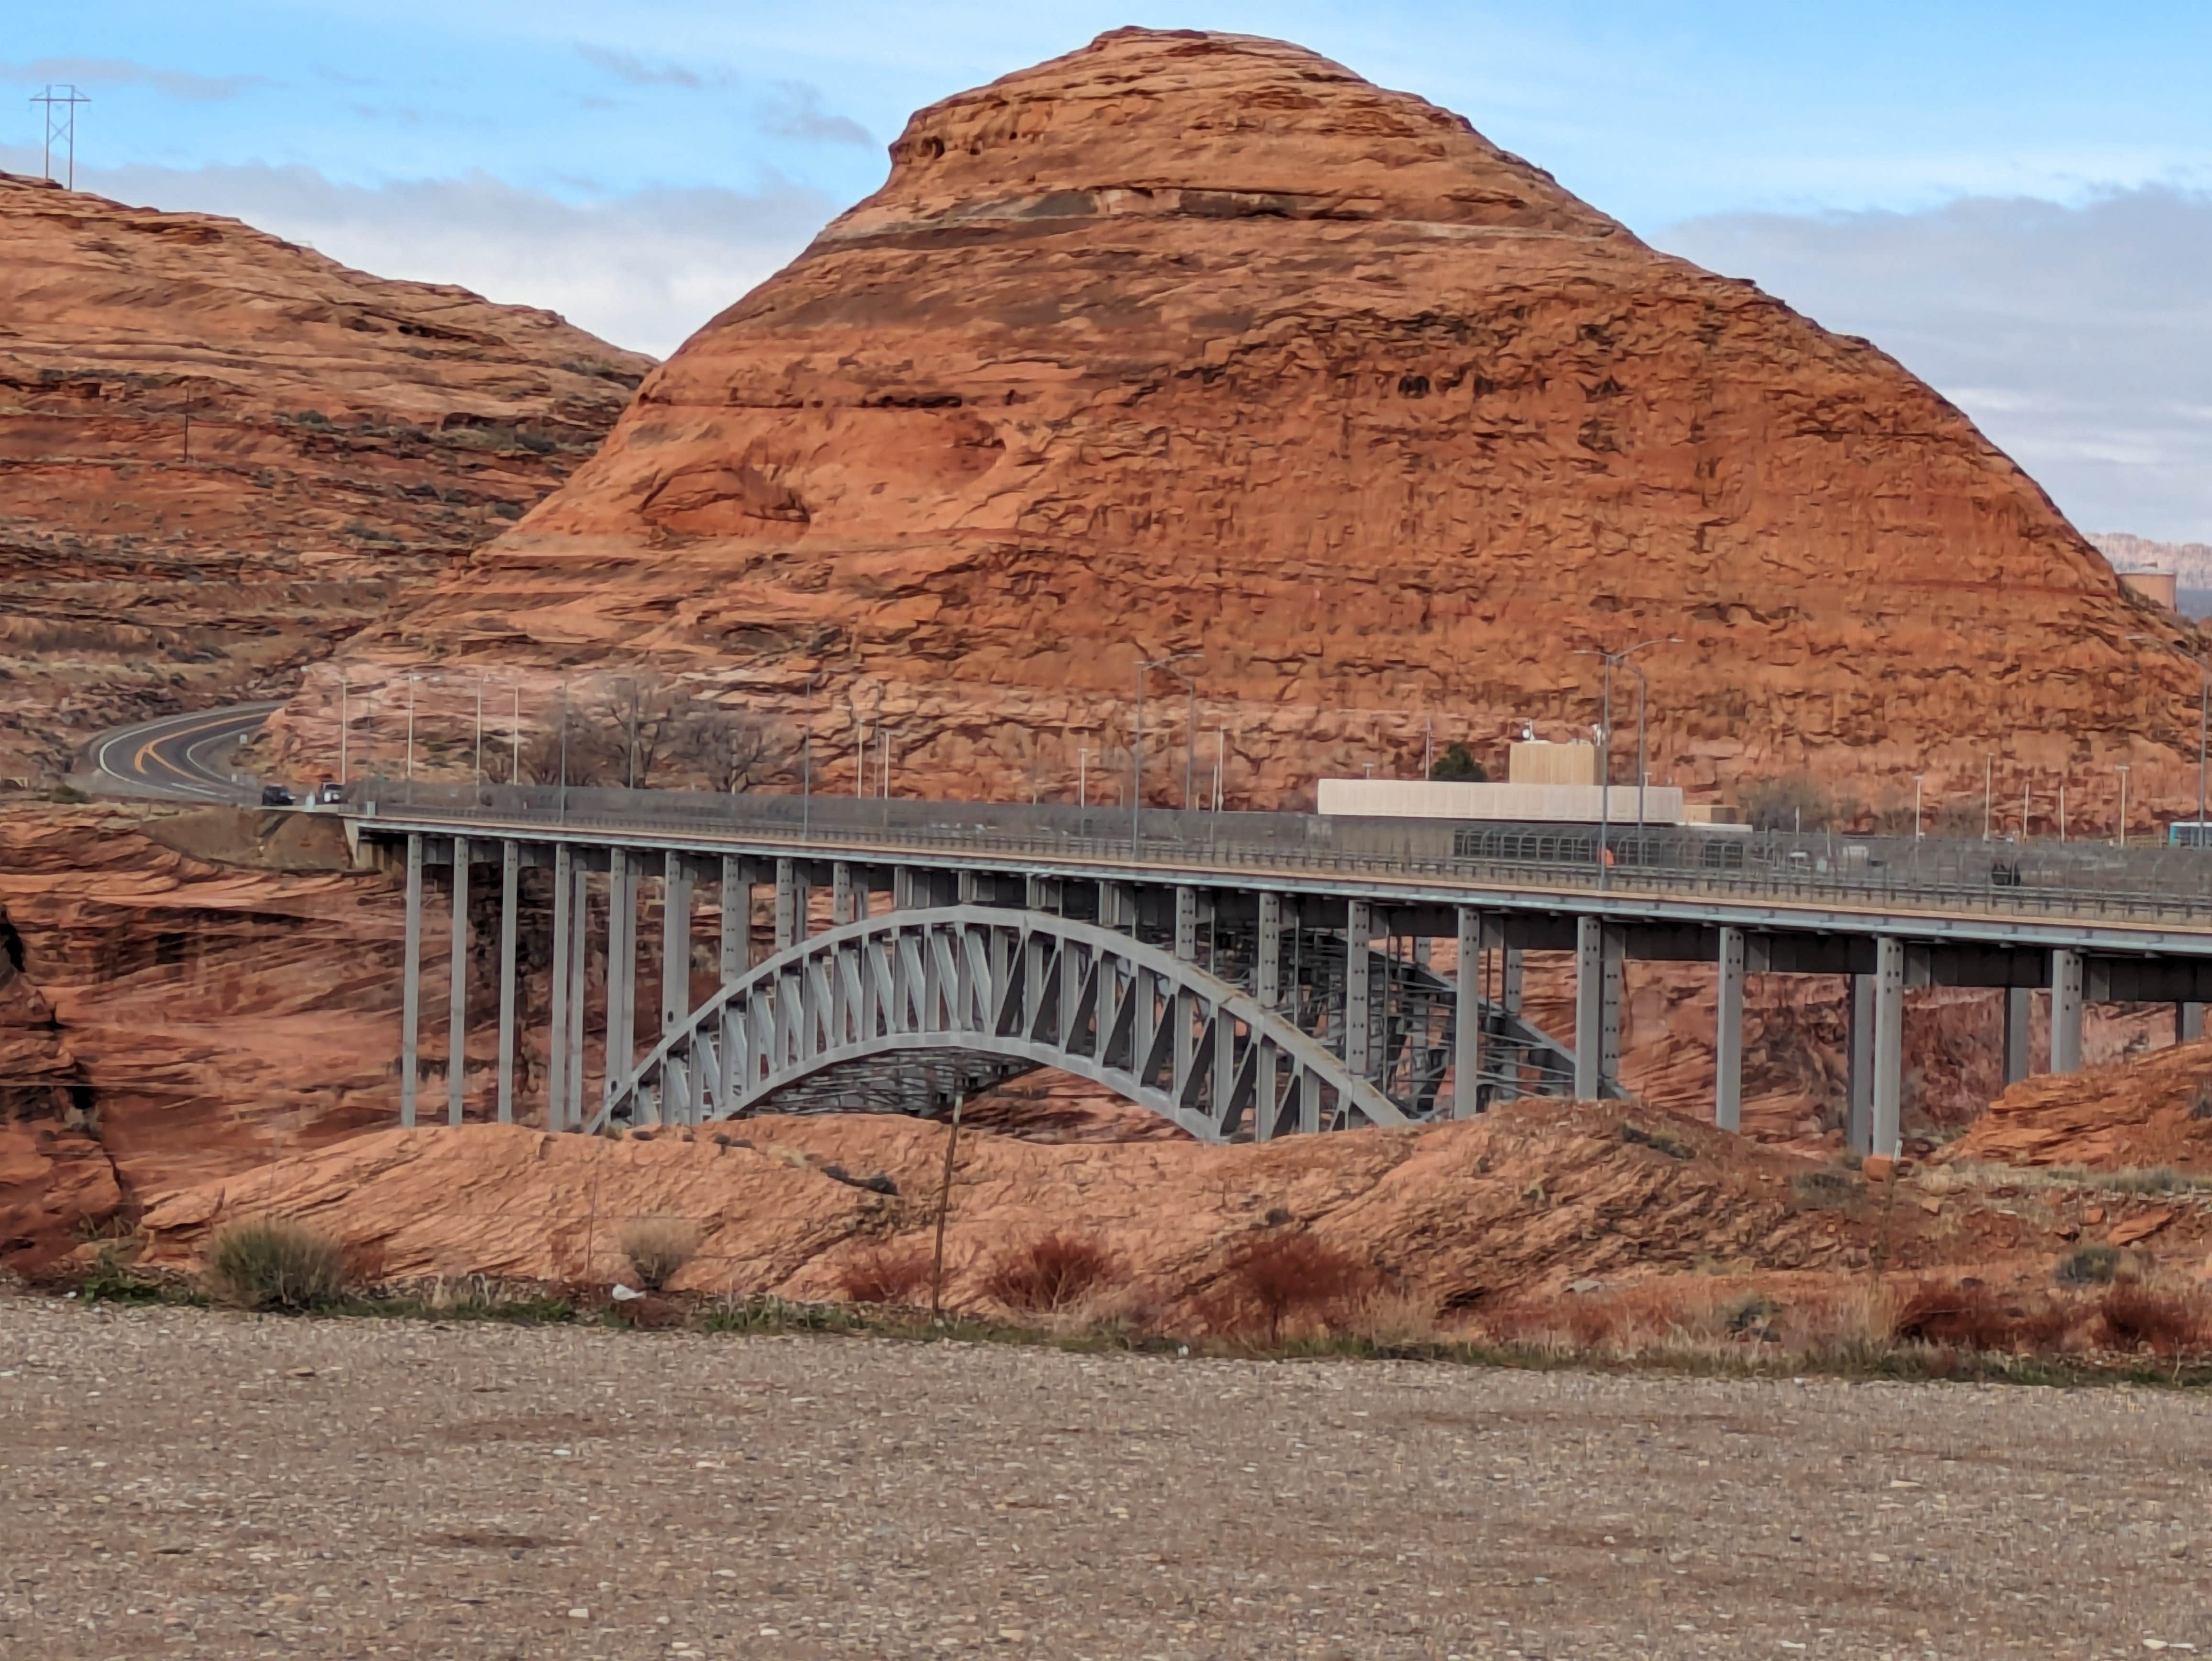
[447,837,470,1126]
[1872,936,1905,1156]
[495,838,519,1124]
[2050,948,2083,1074]
[400,832,422,1128]
[1846,973,1874,1155]
[1345,900,1372,1078]
[2003,986,2033,1085]
[1453,907,1482,1119]
[1714,925,1744,1132]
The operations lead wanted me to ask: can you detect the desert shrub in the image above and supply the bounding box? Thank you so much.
[981,1232,1120,1314]
[1224,1232,1370,1341]
[1891,1284,2068,1351]
[1338,1287,1443,1350]
[2101,1167,2184,1195]
[205,1218,346,1312]
[81,1244,160,1305]
[2191,1078,2212,1121]
[2098,1285,2205,1356]
[619,1220,700,1292]
[1619,1121,1692,1160]
[1790,1167,1858,1207]
[837,1243,931,1307]
[1724,1292,1781,1335]
[2056,1244,2124,1285]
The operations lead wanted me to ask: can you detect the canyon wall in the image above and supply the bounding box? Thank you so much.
[278,26,2201,832]
[0,169,651,783]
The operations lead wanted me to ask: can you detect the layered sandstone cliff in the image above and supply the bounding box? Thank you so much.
[282,27,2200,823]
[0,170,651,782]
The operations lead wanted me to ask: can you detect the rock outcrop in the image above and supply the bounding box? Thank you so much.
[284,26,2201,825]
[0,170,651,782]
[1939,1037,2212,1173]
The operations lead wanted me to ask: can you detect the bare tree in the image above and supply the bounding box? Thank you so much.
[520,679,794,791]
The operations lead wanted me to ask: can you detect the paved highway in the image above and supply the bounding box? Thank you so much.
[85,702,282,803]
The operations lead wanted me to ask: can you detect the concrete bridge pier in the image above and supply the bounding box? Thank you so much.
[1714,925,1745,1132]
[2051,948,2083,1074]
[1572,916,1622,1100]
[447,836,470,1127]
[2003,986,2033,1086]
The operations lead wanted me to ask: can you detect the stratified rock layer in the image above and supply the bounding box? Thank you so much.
[294,26,2199,820]
[0,170,651,781]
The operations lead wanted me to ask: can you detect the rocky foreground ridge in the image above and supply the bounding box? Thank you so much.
[283,26,2201,822]
[0,170,651,782]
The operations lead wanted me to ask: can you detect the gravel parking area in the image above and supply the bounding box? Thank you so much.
[1,1296,2207,1659]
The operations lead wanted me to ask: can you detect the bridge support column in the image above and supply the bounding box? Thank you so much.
[775,859,798,951]
[447,838,470,1125]
[1714,925,1745,1132]
[893,866,917,911]
[1494,942,1524,1103]
[1453,908,1482,1118]
[663,852,692,1041]
[1872,937,1905,1157]
[548,844,572,1130]
[2004,987,2033,1085]
[1345,900,1372,1078]
[1846,974,1874,1155]
[1256,892,1283,1140]
[2181,1001,2205,1047]
[832,862,855,926]
[1173,887,1198,1083]
[400,832,422,1128]
[2051,948,2084,1074]
[496,839,519,1124]
[564,857,587,1129]
[607,849,635,1097]
[1574,916,1603,1100]
[1025,874,1061,914]
[720,856,745,983]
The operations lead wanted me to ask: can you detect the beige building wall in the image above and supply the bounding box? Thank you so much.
[1508,740,1599,786]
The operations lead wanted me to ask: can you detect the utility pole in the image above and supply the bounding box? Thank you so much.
[31,85,89,190]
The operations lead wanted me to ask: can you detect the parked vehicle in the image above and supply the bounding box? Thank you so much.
[259,784,295,807]
[314,780,346,805]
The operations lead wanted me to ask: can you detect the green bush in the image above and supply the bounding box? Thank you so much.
[2056,1244,2124,1286]
[205,1218,347,1311]
[1429,742,1487,783]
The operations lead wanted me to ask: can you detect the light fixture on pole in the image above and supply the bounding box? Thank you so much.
[1573,637,1675,889]
[2116,764,2131,849]
[1913,773,1924,840]
[1982,753,1993,842]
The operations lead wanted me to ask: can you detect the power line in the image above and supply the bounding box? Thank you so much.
[30,83,90,191]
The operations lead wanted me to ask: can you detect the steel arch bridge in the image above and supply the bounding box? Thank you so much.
[592,905,1410,1142]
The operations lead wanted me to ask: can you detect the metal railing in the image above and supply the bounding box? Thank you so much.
[342,778,2212,930]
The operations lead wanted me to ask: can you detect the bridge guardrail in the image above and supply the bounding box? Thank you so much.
[343,777,2212,932]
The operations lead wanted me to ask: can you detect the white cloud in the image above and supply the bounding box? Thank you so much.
[0,56,272,101]
[1659,187,2212,543]
[0,152,838,357]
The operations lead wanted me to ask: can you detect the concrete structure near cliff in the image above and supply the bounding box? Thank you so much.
[281,27,2205,825]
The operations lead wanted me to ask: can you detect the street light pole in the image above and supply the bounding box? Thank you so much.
[337,670,349,785]
[511,680,521,786]
[1627,663,1649,842]
[1130,651,1199,855]
[1913,774,1924,841]
[2117,764,2131,848]
[475,675,485,787]
[1983,753,1993,841]
[802,672,823,839]
[1574,637,1674,890]
[405,675,418,782]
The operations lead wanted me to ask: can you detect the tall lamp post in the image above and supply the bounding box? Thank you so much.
[1575,637,1675,889]
[2131,633,2211,843]
[1130,650,1199,856]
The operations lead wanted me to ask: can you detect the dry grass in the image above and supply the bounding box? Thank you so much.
[837,1242,932,1307]
[1337,1287,1445,1349]
[619,1220,700,1292]
[981,1232,1122,1314]
[1892,1284,2070,1352]
[204,1218,347,1312]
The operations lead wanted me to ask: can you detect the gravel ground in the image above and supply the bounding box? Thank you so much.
[1,1296,2208,1659]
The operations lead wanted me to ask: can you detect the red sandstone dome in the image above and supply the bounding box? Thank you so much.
[289,27,2202,818]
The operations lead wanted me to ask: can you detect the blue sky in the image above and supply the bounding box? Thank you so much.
[9,2,2212,538]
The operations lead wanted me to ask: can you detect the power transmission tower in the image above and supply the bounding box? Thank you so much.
[31,84,89,190]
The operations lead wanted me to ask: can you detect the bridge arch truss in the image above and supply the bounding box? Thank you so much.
[592,906,1408,1141]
